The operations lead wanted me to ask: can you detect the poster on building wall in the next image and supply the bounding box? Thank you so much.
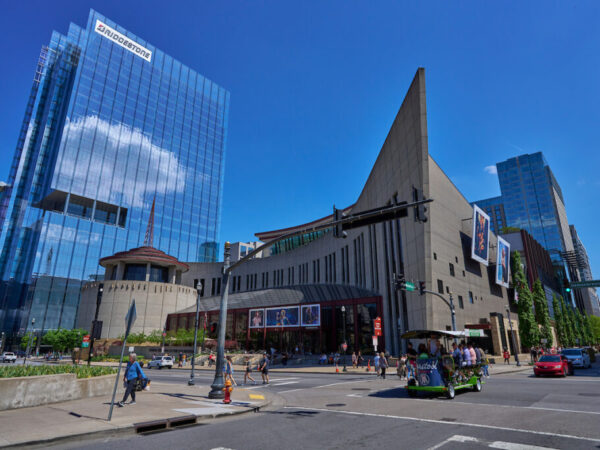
[496,236,510,288]
[266,307,300,327]
[249,309,264,328]
[301,304,320,326]
[471,205,490,265]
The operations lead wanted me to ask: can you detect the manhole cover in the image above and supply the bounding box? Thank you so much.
[579,393,600,397]
[326,403,346,407]
[440,418,457,422]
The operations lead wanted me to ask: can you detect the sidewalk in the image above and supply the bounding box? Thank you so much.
[0,381,271,448]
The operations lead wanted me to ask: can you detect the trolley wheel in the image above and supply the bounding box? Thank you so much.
[446,384,455,399]
[473,378,482,392]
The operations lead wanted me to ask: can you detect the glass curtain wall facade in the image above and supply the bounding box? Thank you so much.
[0,10,229,335]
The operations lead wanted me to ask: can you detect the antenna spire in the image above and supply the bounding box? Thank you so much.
[144,196,155,247]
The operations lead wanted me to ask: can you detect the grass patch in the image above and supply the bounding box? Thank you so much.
[0,365,117,379]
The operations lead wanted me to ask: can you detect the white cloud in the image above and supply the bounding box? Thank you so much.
[56,115,189,208]
[484,165,498,175]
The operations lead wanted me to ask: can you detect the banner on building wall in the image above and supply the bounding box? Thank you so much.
[471,205,490,265]
[301,304,320,326]
[249,309,265,328]
[496,236,510,288]
[266,307,300,327]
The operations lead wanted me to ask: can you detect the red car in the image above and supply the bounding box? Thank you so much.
[534,354,573,377]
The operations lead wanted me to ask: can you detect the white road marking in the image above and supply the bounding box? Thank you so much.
[315,379,372,388]
[278,388,305,394]
[346,394,363,398]
[412,398,600,416]
[428,435,555,450]
[271,381,299,386]
[283,406,600,443]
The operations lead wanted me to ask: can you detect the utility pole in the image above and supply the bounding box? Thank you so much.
[341,306,347,372]
[87,283,104,366]
[189,282,203,386]
[505,305,521,367]
[208,242,231,399]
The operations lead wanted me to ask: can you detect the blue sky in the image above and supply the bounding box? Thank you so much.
[1,1,599,279]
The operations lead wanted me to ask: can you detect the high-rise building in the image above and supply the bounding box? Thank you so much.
[473,152,597,312]
[570,225,600,316]
[0,10,229,336]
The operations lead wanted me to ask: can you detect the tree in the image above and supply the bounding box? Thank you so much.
[532,280,553,347]
[590,315,600,344]
[511,252,539,349]
[560,297,574,347]
[42,328,88,352]
[579,311,592,346]
[20,332,37,351]
[552,295,565,346]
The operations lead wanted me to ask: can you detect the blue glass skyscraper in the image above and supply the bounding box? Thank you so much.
[0,10,229,336]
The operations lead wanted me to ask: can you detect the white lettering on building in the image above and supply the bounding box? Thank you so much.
[94,20,152,63]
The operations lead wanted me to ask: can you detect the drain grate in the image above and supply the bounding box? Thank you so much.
[326,403,346,407]
[440,418,457,422]
[352,388,370,391]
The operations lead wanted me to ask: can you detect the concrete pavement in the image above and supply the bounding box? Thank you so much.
[50,360,600,449]
[0,380,271,448]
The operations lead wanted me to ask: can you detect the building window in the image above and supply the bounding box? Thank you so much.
[455,256,458,263]
[458,295,464,309]
[433,252,437,260]
[462,270,466,277]
[469,291,474,304]
[449,263,455,277]
[437,279,444,294]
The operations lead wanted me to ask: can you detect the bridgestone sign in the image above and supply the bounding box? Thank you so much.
[95,20,152,62]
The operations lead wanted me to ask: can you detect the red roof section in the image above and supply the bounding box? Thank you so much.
[99,246,189,272]
[255,204,355,241]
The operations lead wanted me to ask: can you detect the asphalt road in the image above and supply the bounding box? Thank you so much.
[49,362,600,449]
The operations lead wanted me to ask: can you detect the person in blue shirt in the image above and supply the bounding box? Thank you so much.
[118,353,146,407]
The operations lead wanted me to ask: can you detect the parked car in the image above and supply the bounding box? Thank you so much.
[534,354,572,377]
[147,355,173,369]
[561,348,591,368]
[2,352,17,363]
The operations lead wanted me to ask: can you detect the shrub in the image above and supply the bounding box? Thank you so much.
[0,365,116,379]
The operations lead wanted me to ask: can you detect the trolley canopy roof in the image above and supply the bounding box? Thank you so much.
[401,329,485,339]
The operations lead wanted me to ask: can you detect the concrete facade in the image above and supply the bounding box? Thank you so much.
[78,280,197,338]
[173,68,512,355]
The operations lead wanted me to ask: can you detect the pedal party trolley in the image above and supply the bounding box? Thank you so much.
[401,329,485,399]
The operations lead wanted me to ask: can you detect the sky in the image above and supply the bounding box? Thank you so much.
[1,1,599,279]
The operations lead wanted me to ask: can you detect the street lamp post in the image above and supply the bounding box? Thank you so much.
[23,318,35,365]
[189,283,203,386]
[208,242,231,399]
[505,305,521,367]
[161,326,166,355]
[341,306,347,372]
[87,283,104,366]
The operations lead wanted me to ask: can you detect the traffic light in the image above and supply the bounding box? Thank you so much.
[333,205,348,238]
[563,279,571,293]
[394,273,406,291]
[412,187,428,223]
[418,281,426,295]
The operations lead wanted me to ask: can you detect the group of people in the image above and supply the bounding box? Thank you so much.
[223,353,272,386]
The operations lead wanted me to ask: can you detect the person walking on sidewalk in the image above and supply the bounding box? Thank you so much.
[118,353,146,407]
[224,355,237,386]
[374,352,381,377]
[379,352,388,379]
[351,352,357,369]
[260,353,270,384]
[243,356,256,385]
[503,348,510,365]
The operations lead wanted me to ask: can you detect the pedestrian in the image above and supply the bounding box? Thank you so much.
[224,355,237,386]
[379,352,388,379]
[374,352,381,377]
[503,348,510,365]
[118,353,146,407]
[243,356,256,385]
[357,351,364,367]
[398,354,407,379]
[351,352,357,368]
[260,352,270,384]
[178,352,183,368]
[479,347,490,378]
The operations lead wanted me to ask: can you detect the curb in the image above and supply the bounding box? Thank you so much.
[1,392,272,449]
